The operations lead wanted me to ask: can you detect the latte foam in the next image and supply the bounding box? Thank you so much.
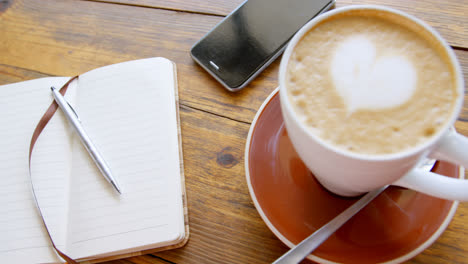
[331,35,416,113]
[286,12,457,155]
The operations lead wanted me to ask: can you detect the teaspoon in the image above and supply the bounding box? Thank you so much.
[273,159,436,264]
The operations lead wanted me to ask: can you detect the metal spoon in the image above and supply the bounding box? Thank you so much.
[273,159,436,264]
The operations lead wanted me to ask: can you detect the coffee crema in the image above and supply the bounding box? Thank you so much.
[286,10,457,155]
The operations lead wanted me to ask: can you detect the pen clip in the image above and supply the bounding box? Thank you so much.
[52,86,81,121]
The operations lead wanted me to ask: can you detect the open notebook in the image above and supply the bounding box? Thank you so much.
[0,58,188,263]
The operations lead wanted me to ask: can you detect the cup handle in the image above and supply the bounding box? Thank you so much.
[394,129,468,201]
[431,129,468,166]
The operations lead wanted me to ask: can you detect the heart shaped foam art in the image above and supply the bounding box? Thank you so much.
[331,36,417,113]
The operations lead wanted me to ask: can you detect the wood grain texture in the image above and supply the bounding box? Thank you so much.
[1,0,468,263]
[89,0,242,16]
[0,64,50,84]
[89,0,468,48]
[0,0,277,124]
[157,104,286,263]
[336,0,468,48]
[2,0,467,124]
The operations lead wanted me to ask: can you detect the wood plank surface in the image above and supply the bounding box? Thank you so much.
[91,0,468,48]
[336,0,468,48]
[1,0,467,124]
[90,0,240,16]
[0,0,277,124]
[1,0,468,263]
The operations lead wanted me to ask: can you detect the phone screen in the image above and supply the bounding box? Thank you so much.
[191,0,334,90]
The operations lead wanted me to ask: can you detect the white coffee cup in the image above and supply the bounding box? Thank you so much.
[279,5,468,201]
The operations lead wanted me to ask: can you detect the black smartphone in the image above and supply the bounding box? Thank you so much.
[190,0,335,92]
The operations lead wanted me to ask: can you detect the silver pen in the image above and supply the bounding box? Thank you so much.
[51,86,122,194]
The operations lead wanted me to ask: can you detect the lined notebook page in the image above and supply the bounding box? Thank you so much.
[29,58,185,259]
[0,77,70,264]
[29,81,79,255]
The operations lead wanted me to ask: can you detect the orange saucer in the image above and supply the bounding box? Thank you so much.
[245,89,461,264]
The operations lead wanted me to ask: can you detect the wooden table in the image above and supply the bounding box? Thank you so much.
[1,0,467,263]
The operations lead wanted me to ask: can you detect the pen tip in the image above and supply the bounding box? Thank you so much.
[51,86,55,91]
[114,184,122,195]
